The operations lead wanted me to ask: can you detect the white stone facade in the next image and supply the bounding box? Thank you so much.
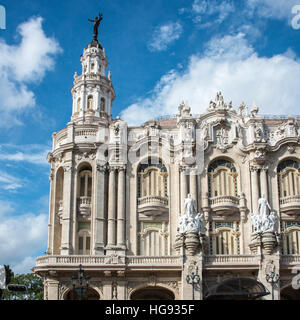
[34,38,300,300]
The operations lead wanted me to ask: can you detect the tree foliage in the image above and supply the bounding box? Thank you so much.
[2,272,43,300]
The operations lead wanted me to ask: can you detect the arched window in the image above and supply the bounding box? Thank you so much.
[77,230,91,255]
[277,159,300,198]
[87,95,93,110]
[77,98,81,113]
[137,161,168,198]
[208,221,240,255]
[77,166,92,219]
[138,222,169,256]
[79,169,92,197]
[281,222,300,254]
[208,159,238,197]
[100,97,105,112]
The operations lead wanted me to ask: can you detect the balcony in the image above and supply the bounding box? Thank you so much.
[204,255,259,270]
[137,195,169,216]
[280,255,300,268]
[279,195,300,215]
[34,255,182,273]
[77,196,91,220]
[209,195,239,215]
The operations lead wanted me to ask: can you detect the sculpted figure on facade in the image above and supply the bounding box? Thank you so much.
[178,194,204,234]
[238,102,248,119]
[178,101,192,118]
[251,195,277,233]
[250,102,259,118]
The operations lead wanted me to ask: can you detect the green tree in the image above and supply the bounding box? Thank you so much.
[2,273,44,300]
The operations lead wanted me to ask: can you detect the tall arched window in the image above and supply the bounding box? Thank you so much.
[137,161,168,199]
[208,159,238,197]
[79,168,92,197]
[87,95,93,110]
[100,97,105,112]
[77,166,92,220]
[277,159,300,198]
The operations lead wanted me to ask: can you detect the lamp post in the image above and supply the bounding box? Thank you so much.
[71,264,90,300]
[266,271,279,300]
[186,267,200,300]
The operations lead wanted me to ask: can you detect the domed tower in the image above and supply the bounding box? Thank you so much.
[44,14,126,259]
[71,18,115,124]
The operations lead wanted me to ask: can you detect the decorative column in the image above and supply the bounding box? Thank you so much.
[47,167,54,255]
[190,168,197,210]
[250,165,260,214]
[180,166,188,213]
[61,164,74,255]
[117,166,126,250]
[93,164,107,255]
[260,166,269,201]
[107,167,117,248]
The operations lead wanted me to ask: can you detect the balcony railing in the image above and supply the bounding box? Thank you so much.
[209,195,239,215]
[279,195,300,215]
[137,195,169,216]
[126,256,181,265]
[280,254,300,265]
[35,255,181,270]
[77,196,91,219]
[204,255,258,267]
[138,195,168,206]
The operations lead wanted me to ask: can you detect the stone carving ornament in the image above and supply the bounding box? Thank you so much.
[251,195,277,233]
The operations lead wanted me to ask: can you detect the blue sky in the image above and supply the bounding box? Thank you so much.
[0,0,300,274]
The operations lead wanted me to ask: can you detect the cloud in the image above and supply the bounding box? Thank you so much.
[0,143,50,165]
[121,32,300,126]
[0,200,48,274]
[148,22,183,52]
[246,0,296,23]
[191,0,235,27]
[0,170,22,191]
[0,16,62,127]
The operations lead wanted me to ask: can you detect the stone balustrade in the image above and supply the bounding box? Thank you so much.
[75,129,97,137]
[209,195,239,206]
[280,254,300,265]
[204,255,258,267]
[35,255,181,269]
[126,256,181,265]
[137,195,168,206]
[279,195,300,215]
[79,196,92,206]
[209,195,240,215]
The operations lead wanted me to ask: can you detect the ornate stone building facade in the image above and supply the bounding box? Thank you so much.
[34,35,300,300]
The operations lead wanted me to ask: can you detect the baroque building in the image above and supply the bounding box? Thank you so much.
[34,27,300,300]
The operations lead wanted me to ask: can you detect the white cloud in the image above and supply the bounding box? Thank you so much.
[148,22,183,52]
[0,143,50,165]
[191,0,235,27]
[0,16,61,126]
[0,170,22,190]
[0,201,48,274]
[121,32,300,126]
[246,0,296,23]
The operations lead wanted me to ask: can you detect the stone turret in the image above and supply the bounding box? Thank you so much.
[71,39,115,124]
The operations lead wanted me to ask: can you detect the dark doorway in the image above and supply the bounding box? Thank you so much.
[205,277,269,300]
[65,287,100,300]
[131,286,175,300]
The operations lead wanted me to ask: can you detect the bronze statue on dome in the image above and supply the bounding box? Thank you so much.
[88,13,103,41]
